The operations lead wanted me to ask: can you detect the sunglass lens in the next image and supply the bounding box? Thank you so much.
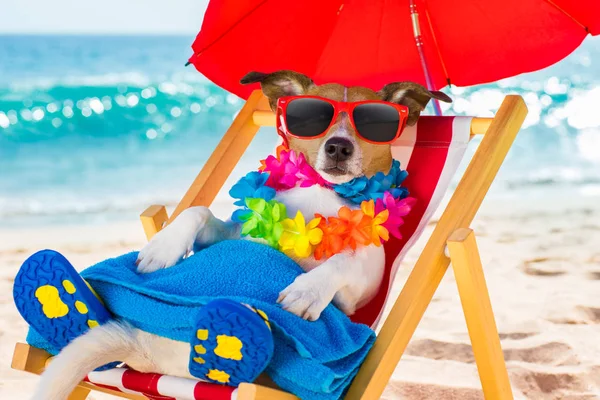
[285,98,335,138]
[353,103,400,143]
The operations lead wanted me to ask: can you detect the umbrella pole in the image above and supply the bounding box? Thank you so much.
[410,1,442,116]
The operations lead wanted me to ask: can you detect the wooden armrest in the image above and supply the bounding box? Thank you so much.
[140,205,168,240]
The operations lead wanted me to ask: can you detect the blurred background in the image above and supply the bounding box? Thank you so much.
[2,2,600,399]
[1,0,599,228]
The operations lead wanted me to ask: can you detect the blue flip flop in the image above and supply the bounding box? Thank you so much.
[188,299,274,386]
[13,250,113,352]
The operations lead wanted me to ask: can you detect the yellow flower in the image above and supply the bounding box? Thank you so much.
[279,211,323,258]
[361,199,375,217]
[361,200,390,246]
[371,210,390,246]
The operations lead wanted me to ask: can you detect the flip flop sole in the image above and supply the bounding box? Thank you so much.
[13,249,112,350]
[189,299,274,387]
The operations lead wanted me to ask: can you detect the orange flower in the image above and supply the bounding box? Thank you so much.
[314,215,347,260]
[335,206,372,249]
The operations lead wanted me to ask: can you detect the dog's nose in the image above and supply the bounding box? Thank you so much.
[324,137,354,162]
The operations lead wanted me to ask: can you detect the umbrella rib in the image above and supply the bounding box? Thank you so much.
[544,0,589,33]
[192,0,271,57]
[422,1,451,86]
[374,0,385,85]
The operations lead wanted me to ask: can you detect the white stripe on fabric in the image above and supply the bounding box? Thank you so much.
[87,368,124,386]
[155,374,200,400]
[86,368,140,395]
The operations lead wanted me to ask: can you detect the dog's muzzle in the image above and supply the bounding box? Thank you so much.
[322,137,354,176]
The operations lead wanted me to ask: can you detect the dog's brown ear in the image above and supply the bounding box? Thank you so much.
[240,70,315,110]
[378,82,452,126]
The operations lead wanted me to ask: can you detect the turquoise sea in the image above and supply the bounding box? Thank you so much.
[1,35,599,227]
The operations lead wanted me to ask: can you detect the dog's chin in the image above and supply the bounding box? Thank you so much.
[319,166,359,185]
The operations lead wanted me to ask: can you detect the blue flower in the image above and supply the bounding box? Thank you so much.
[229,171,276,207]
[333,176,369,203]
[377,160,409,199]
[333,160,409,204]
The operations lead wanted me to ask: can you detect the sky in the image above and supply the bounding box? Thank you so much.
[1,0,209,34]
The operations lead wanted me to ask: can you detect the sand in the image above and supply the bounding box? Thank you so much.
[1,195,599,399]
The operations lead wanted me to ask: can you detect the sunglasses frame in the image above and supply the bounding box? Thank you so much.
[276,95,409,145]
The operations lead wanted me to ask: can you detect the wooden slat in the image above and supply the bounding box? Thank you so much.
[252,110,493,135]
[469,117,494,136]
[447,229,514,400]
[251,110,277,127]
[11,342,50,375]
[67,386,91,400]
[140,205,169,240]
[237,383,300,400]
[345,95,527,400]
[168,90,272,222]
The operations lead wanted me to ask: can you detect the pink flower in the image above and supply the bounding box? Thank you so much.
[296,155,329,187]
[263,150,329,191]
[263,150,299,190]
[375,192,416,239]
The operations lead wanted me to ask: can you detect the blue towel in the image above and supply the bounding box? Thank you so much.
[27,240,375,400]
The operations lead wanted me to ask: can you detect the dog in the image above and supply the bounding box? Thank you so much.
[32,71,451,400]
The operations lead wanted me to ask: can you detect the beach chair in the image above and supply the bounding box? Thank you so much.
[12,90,527,400]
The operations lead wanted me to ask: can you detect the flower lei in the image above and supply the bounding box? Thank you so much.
[230,148,415,260]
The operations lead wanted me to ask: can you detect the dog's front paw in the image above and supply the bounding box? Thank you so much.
[277,274,335,321]
[136,210,207,273]
[136,227,195,273]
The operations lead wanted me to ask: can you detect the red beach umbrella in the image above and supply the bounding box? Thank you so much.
[187,0,599,114]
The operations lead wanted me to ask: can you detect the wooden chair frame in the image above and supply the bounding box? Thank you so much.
[12,90,527,400]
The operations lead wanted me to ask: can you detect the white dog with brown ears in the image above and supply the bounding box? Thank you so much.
[32,70,451,400]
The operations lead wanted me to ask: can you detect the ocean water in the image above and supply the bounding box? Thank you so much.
[1,35,599,227]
